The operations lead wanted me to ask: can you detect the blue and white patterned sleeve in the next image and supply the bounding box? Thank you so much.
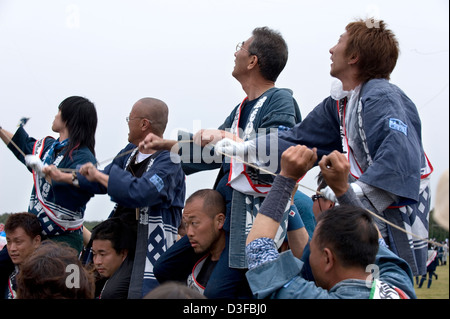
[246,237,280,270]
[378,237,388,248]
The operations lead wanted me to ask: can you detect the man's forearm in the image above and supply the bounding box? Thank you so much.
[95,171,109,188]
[165,139,180,154]
[246,174,296,245]
[0,128,13,145]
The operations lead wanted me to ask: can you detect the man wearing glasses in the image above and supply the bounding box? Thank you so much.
[311,173,335,220]
[68,97,186,298]
[144,27,302,298]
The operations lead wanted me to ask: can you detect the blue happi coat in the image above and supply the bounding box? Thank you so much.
[78,143,186,297]
[9,126,96,241]
[260,79,432,276]
[179,87,302,269]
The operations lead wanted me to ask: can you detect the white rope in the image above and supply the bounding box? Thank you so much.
[58,147,138,172]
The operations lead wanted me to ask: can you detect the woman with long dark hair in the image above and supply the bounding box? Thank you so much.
[58,96,97,158]
[0,96,98,253]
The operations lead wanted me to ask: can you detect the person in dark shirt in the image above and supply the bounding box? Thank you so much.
[154,189,251,297]
[90,217,136,299]
[47,97,186,298]
[141,27,301,298]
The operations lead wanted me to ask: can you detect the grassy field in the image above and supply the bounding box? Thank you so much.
[414,260,449,299]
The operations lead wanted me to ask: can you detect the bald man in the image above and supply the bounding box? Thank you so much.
[58,97,186,298]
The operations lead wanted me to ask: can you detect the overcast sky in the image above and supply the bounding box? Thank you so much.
[0,0,448,221]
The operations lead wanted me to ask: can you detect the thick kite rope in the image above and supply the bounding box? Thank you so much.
[212,144,445,248]
[5,137,26,158]
[3,132,444,248]
[0,129,26,158]
[58,147,139,172]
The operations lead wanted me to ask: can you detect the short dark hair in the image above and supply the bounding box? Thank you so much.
[4,212,41,239]
[91,217,136,258]
[316,171,328,191]
[249,27,288,82]
[315,205,379,268]
[185,189,226,218]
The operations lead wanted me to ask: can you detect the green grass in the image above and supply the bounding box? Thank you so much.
[414,260,449,299]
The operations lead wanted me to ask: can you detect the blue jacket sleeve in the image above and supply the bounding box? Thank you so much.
[246,250,304,298]
[357,80,425,202]
[376,245,416,298]
[8,126,51,170]
[258,96,342,174]
[107,151,185,208]
[76,145,134,195]
[257,88,302,133]
[77,166,109,195]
